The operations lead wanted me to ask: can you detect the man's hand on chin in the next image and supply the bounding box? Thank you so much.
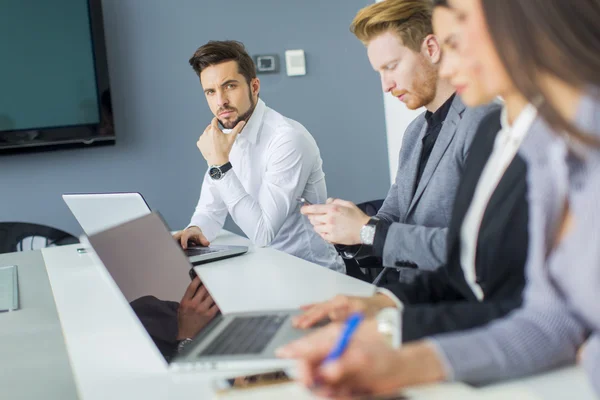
[197,117,245,165]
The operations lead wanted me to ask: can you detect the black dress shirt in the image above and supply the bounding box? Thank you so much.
[414,93,455,194]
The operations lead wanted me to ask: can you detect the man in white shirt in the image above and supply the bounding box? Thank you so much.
[173,40,344,273]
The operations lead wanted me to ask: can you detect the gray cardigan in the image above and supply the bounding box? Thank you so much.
[430,92,600,395]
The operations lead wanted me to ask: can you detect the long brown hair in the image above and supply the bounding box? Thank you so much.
[481,0,600,145]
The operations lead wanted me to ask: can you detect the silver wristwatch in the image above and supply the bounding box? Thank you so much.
[208,161,232,180]
[376,307,401,348]
[177,338,194,354]
[360,217,380,246]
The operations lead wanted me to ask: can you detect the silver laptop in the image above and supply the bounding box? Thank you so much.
[86,212,310,371]
[62,192,247,265]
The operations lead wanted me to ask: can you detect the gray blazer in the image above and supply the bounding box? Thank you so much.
[432,91,600,394]
[377,95,500,275]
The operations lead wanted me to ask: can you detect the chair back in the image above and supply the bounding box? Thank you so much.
[0,222,78,254]
[341,199,385,282]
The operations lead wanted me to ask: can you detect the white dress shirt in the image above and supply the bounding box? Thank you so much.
[188,98,345,272]
[459,104,537,300]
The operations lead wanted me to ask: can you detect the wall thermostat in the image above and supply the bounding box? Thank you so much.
[285,49,306,76]
[254,54,279,73]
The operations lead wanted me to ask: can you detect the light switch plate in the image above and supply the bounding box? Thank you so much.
[285,49,306,76]
[254,54,279,73]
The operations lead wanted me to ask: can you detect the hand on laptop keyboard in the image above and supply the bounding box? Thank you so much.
[177,276,220,340]
[173,226,210,249]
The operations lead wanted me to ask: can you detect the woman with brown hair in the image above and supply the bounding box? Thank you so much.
[277,0,600,396]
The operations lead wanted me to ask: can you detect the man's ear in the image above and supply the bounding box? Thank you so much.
[422,34,442,65]
[251,78,261,97]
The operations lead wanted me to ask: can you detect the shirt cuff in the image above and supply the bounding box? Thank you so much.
[186,218,220,242]
[425,338,456,382]
[212,169,247,206]
[376,288,404,345]
[376,287,404,311]
[372,220,391,258]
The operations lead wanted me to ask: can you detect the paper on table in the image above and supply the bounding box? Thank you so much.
[0,265,19,312]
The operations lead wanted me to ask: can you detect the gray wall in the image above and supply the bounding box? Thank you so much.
[0,0,390,237]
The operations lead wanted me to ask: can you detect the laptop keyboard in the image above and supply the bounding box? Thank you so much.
[199,315,286,356]
[184,247,220,256]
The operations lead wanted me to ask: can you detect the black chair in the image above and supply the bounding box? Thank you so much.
[337,199,385,283]
[0,222,78,254]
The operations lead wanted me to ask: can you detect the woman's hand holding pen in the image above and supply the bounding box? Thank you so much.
[277,317,446,398]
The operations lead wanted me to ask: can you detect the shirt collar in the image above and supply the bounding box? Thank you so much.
[500,103,538,137]
[425,93,456,126]
[235,98,266,145]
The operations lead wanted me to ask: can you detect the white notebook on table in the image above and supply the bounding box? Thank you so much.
[0,265,19,312]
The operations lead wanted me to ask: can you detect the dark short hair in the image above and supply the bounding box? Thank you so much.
[189,40,257,84]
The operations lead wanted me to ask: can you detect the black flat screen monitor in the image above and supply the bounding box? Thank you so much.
[0,0,114,155]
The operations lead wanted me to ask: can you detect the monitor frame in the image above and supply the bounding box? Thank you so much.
[0,0,115,156]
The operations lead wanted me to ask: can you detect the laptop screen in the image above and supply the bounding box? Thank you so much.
[86,212,193,303]
[84,212,215,361]
[63,193,152,236]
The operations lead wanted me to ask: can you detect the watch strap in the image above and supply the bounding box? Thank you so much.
[219,162,232,174]
[208,162,232,180]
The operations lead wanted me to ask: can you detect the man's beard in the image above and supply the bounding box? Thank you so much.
[218,96,257,130]
[406,60,438,110]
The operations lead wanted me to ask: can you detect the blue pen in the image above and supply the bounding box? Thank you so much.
[322,312,364,364]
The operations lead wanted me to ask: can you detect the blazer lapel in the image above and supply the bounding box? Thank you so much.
[445,119,499,256]
[395,119,427,219]
[407,97,466,215]
[445,160,486,259]
[479,154,526,230]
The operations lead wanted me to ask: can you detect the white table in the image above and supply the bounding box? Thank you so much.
[2,231,596,399]
[39,231,380,400]
[479,365,597,399]
[0,250,78,400]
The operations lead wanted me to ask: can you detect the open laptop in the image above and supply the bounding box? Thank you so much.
[63,192,247,265]
[86,212,310,371]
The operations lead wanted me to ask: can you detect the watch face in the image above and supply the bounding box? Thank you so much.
[360,225,376,245]
[209,167,222,180]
